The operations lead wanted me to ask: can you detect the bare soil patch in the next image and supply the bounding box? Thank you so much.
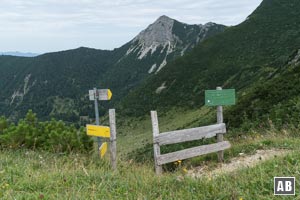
[187,149,290,178]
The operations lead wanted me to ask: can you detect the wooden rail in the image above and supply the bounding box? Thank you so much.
[154,123,226,146]
[157,141,231,165]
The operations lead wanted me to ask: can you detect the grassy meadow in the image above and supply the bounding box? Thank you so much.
[1,108,300,199]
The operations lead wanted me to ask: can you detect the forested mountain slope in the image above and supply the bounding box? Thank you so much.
[0,16,225,121]
[119,0,300,122]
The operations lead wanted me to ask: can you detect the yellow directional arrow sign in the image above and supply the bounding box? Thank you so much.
[107,89,112,100]
[86,124,110,138]
[98,89,112,101]
[99,142,108,158]
[88,89,112,101]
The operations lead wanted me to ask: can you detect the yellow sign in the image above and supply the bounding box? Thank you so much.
[86,125,110,138]
[107,89,112,100]
[99,142,108,158]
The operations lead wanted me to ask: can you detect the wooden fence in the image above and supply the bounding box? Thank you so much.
[151,110,231,175]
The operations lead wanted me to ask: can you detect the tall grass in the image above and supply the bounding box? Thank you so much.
[1,132,300,199]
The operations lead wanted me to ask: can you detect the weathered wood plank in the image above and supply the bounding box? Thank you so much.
[154,123,226,145]
[216,86,224,162]
[109,109,117,170]
[157,141,231,165]
[151,111,163,175]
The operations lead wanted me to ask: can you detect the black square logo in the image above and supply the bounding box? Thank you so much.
[274,177,295,195]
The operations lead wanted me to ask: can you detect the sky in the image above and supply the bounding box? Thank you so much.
[0,0,263,54]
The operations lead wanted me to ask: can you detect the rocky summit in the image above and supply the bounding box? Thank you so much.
[125,15,225,73]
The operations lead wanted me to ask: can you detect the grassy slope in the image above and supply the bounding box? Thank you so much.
[226,63,300,128]
[116,107,215,155]
[1,83,300,199]
[1,131,300,199]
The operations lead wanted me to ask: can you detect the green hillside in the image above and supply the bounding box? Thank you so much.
[0,48,116,121]
[0,17,224,122]
[120,0,300,124]
[227,60,300,128]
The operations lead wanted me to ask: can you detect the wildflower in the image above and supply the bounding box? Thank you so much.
[207,176,212,181]
[182,168,188,173]
[177,160,182,168]
[1,183,9,189]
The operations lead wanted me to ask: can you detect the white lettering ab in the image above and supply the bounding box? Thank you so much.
[277,181,292,192]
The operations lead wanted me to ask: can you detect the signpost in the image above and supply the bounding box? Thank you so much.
[88,88,112,158]
[205,87,236,162]
[205,89,235,106]
[85,107,118,170]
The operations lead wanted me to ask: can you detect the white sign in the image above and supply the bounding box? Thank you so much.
[89,89,112,101]
[89,90,95,101]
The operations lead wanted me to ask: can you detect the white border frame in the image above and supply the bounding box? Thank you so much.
[274,177,295,196]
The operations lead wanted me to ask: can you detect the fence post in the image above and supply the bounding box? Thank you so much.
[151,111,163,175]
[109,109,117,170]
[216,87,224,162]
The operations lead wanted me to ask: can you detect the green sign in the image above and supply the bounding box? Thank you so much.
[205,89,236,106]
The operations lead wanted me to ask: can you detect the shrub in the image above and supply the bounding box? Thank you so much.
[0,110,93,153]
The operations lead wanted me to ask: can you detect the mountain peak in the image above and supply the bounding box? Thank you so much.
[124,16,225,73]
[134,15,175,45]
[155,15,174,23]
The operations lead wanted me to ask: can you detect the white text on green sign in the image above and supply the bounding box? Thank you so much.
[205,89,236,106]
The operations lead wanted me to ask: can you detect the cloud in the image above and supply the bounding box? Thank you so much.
[0,0,262,52]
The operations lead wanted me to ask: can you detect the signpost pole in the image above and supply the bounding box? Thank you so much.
[94,88,102,150]
[216,86,224,162]
[88,88,112,158]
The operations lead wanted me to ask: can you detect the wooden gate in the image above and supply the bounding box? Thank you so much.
[151,111,231,175]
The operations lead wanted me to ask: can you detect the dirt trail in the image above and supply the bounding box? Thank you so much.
[187,149,290,178]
